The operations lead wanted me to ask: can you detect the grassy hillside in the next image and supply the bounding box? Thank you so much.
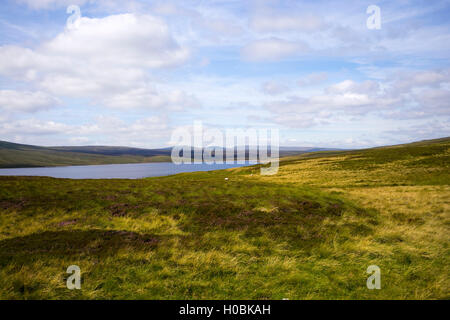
[0,141,171,168]
[0,137,448,299]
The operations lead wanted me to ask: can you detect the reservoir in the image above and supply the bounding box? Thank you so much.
[0,162,248,179]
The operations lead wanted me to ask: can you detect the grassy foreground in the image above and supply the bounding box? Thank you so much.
[0,138,448,299]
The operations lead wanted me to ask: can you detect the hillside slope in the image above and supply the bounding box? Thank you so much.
[0,140,340,168]
[0,141,172,168]
[0,137,448,299]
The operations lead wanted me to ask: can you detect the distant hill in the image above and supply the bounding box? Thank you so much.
[51,146,173,157]
[278,146,344,157]
[0,140,343,168]
[0,141,172,168]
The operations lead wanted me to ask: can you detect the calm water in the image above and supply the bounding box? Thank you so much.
[0,162,249,179]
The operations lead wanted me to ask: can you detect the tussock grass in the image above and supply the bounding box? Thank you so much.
[0,138,449,299]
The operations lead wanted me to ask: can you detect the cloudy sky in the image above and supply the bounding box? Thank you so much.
[0,0,449,148]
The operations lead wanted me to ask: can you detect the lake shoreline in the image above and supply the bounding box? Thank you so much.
[0,162,251,179]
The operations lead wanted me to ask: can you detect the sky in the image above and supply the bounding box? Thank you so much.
[0,0,449,148]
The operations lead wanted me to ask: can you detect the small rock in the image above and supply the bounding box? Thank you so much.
[58,220,77,227]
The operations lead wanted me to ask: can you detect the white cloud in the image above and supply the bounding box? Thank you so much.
[0,118,71,135]
[298,72,328,87]
[326,80,380,95]
[269,112,321,129]
[0,13,195,110]
[241,38,309,61]
[0,90,59,113]
[78,115,169,139]
[263,69,450,129]
[197,17,244,38]
[17,0,88,10]
[16,0,144,12]
[261,81,289,95]
[0,115,171,148]
[413,88,450,115]
[101,87,200,110]
[393,70,449,93]
[44,14,189,68]
[385,120,450,141]
[0,13,189,73]
[250,11,324,32]
[150,2,247,47]
[267,79,389,118]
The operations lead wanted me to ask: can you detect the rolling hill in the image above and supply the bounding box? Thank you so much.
[0,136,448,299]
[0,141,172,168]
[0,140,341,168]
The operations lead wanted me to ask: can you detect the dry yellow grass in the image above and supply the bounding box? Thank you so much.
[0,138,448,299]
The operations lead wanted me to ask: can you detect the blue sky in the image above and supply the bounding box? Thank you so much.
[0,0,449,148]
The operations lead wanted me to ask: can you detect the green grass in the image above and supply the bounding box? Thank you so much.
[0,138,448,299]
